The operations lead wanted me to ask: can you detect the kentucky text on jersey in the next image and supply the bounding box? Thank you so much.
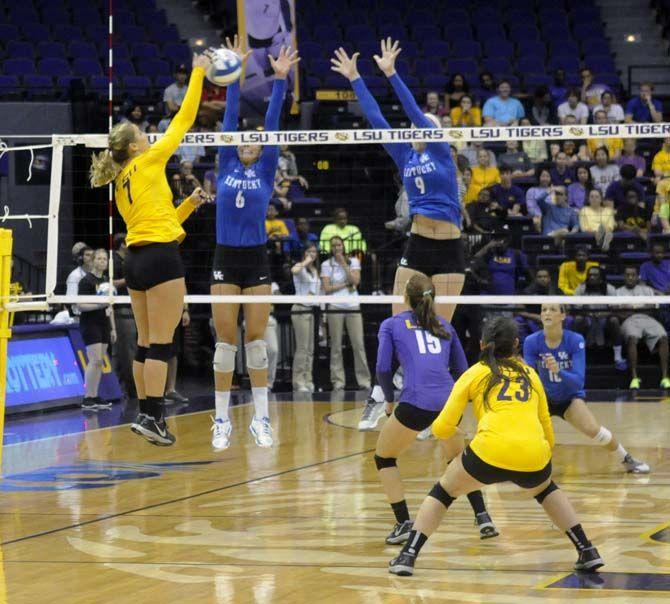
[523,329,586,401]
[215,78,287,247]
[376,311,467,411]
[350,73,461,227]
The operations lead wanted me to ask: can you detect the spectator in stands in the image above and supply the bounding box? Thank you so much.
[552,118,590,163]
[587,110,623,160]
[471,228,531,295]
[278,145,310,191]
[467,148,501,201]
[462,166,477,204]
[204,154,218,198]
[550,151,576,187]
[266,202,290,240]
[519,117,548,163]
[579,189,615,251]
[640,243,670,294]
[557,88,589,124]
[291,243,321,392]
[592,91,624,123]
[111,233,136,398]
[385,175,411,234]
[580,68,611,107]
[478,71,496,102]
[272,171,292,211]
[559,246,598,295]
[422,90,447,117]
[655,176,670,232]
[529,86,557,125]
[590,147,620,195]
[176,126,205,164]
[617,139,646,178]
[567,165,593,210]
[625,82,663,124]
[489,166,525,215]
[549,68,568,106]
[525,167,553,231]
[482,80,524,126]
[441,115,452,128]
[615,188,651,239]
[604,164,645,209]
[319,208,367,254]
[537,185,579,245]
[286,217,319,261]
[467,188,507,234]
[498,140,534,179]
[163,64,189,115]
[171,160,202,202]
[445,73,469,108]
[516,268,560,342]
[652,138,670,181]
[616,266,670,389]
[200,79,226,124]
[573,266,627,370]
[461,142,496,168]
[122,105,150,132]
[321,236,370,391]
[449,94,481,127]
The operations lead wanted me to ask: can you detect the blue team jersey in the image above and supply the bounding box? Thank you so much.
[351,74,461,227]
[215,79,286,247]
[523,329,586,401]
[376,311,468,411]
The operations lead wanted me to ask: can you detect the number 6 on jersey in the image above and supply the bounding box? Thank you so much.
[235,190,245,208]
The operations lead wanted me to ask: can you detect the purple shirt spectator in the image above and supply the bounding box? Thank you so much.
[604,179,646,209]
[616,154,646,176]
[567,182,589,210]
[625,96,663,123]
[489,183,525,211]
[525,186,550,217]
[640,258,670,293]
[550,166,576,187]
[481,248,529,295]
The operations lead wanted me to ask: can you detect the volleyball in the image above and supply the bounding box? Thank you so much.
[97,282,116,296]
[206,47,242,87]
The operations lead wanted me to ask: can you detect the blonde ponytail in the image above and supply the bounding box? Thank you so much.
[90,149,122,187]
[89,121,137,188]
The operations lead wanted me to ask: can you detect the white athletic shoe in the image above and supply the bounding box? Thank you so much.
[211,416,232,451]
[358,398,385,431]
[416,426,433,441]
[622,454,650,474]
[249,416,273,447]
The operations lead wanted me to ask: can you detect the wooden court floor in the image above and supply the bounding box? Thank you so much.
[0,397,668,603]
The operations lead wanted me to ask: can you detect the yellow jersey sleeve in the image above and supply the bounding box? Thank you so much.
[146,67,206,164]
[175,198,197,224]
[530,368,554,449]
[431,365,474,440]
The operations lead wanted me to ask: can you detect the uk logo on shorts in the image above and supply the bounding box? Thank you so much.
[213,271,224,281]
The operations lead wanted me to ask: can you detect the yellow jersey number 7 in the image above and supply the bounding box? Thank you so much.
[122,175,133,204]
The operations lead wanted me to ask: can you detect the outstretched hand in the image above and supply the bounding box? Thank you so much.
[269,46,300,79]
[188,187,213,208]
[373,37,402,78]
[330,48,360,81]
[192,52,211,71]
[224,34,251,64]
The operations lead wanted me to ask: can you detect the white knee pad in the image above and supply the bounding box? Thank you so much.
[592,426,612,446]
[214,342,237,373]
[245,339,268,370]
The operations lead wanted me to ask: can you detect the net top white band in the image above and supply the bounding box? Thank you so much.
[53,122,670,148]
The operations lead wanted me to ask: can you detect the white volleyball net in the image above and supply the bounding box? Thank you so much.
[2,124,670,390]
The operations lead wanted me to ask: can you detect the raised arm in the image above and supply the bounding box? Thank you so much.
[331,47,408,169]
[148,55,209,163]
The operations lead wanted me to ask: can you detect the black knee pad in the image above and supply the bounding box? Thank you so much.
[428,482,456,509]
[534,480,559,504]
[147,343,173,362]
[134,345,149,363]
[374,454,397,470]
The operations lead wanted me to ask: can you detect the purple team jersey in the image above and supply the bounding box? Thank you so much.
[375,311,468,411]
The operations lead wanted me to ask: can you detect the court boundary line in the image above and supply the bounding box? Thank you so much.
[0,446,374,547]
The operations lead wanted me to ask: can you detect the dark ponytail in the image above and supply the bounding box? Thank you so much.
[405,274,450,340]
[479,316,533,409]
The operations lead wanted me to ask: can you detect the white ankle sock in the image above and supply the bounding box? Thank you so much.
[215,391,231,422]
[371,385,384,403]
[252,386,269,419]
[613,345,623,362]
[615,443,628,462]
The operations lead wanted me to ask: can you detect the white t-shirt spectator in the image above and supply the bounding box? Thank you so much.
[557,101,589,123]
[590,164,620,194]
[321,257,361,310]
[163,82,187,110]
[292,267,321,306]
[592,103,625,123]
[65,266,86,315]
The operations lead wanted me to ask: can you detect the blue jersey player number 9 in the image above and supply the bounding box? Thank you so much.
[414,330,442,354]
[414,176,425,195]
